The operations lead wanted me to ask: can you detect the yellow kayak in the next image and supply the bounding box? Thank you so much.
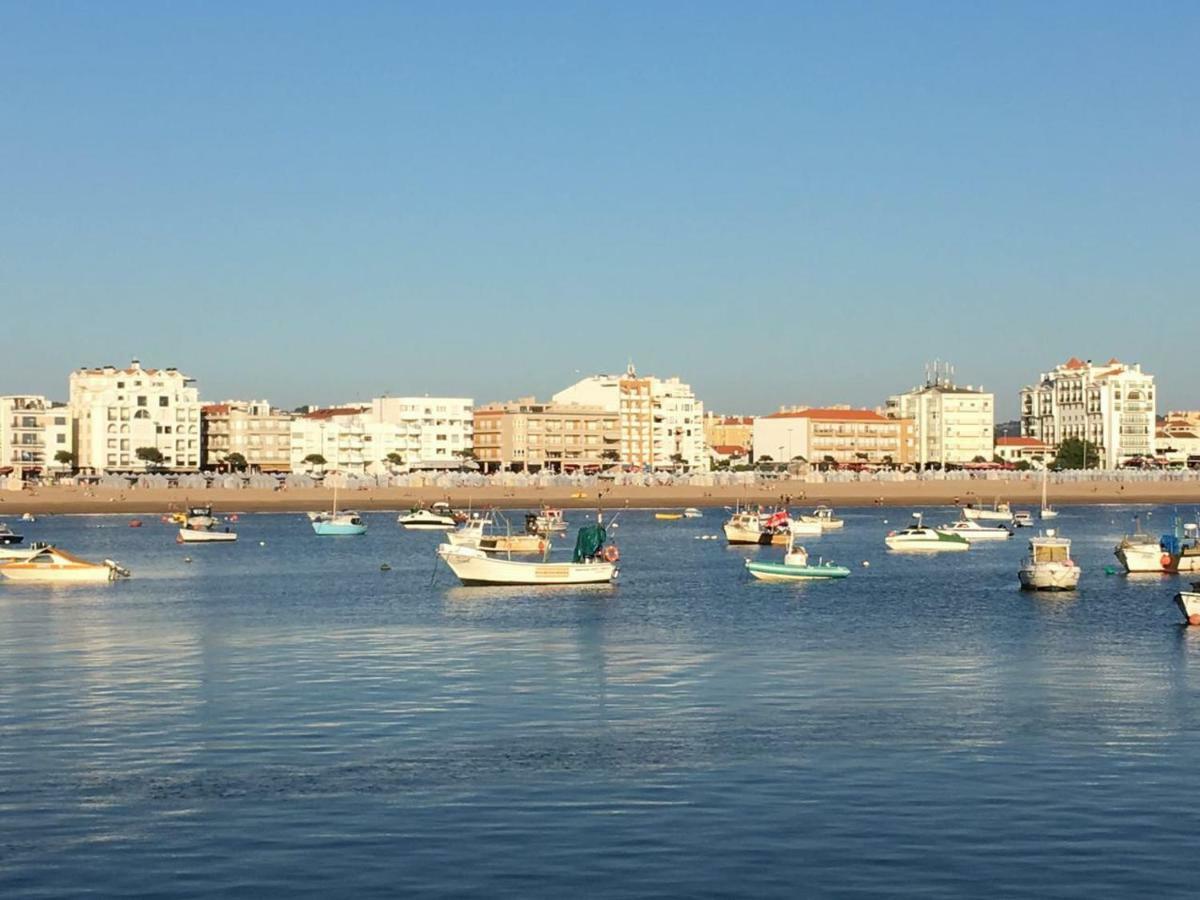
[655,513,684,521]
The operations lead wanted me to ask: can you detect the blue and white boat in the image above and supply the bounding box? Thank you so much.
[309,488,367,536]
[745,534,851,581]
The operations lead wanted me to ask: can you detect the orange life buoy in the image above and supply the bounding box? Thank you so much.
[1161,553,1173,568]
[603,545,620,563]
[537,540,546,553]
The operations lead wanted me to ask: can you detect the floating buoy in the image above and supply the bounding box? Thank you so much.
[259,541,266,546]
[1190,614,1200,627]
[882,519,888,525]
[129,520,142,528]
[862,560,870,567]
[380,563,392,572]
[184,556,192,563]
[1105,565,1117,575]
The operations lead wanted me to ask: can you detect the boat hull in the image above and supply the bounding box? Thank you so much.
[438,545,614,585]
[1115,544,1165,573]
[398,517,456,530]
[745,560,850,581]
[312,522,367,536]
[178,528,238,543]
[962,508,1011,523]
[723,524,788,546]
[1018,563,1080,591]
[1176,590,1200,625]
[885,535,970,552]
[0,566,116,583]
[479,535,545,554]
[1165,550,1200,573]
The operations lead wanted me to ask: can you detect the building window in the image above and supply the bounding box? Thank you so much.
[137,396,148,407]
[159,396,170,407]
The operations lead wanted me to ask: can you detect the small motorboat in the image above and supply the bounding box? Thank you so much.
[1114,517,1164,573]
[398,506,458,530]
[885,513,970,552]
[529,507,568,534]
[961,500,1012,523]
[723,508,791,546]
[937,518,1013,542]
[178,526,238,543]
[745,534,850,581]
[1175,582,1200,626]
[0,523,24,545]
[0,546,130,582]
[796,505,844,531]
[437,517,617,586]
[1018,530,1080,591]
[21,512,35,522]
[683,508,703,518]
[1012,511,1034,528]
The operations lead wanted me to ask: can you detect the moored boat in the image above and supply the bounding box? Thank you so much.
[529,507,567,534]
[962,500,1012,523]
[796,505,844,531]
[1175,582,1200,625]
[310,486,367,535]
[1039,467,1059,519]
[723,507,791,546]
[1018,530,1080,591]
[937,518,1013,542]
[1114,517,1164,573]
[0,541,53,561]
[745,534,850,581]
[0,523,24,545]
[398,505,458,530]
[178,526,238,543]
[885,513,970,552]
[683,508,703,519]
[1012,511,1034,528]
[0,546,130,582]
[437,517,617,586]
[1161,521,1200,574]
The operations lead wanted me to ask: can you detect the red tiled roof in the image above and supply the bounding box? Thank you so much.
[202,404,230,415]
[766,408,888,422]
[303,406,368,420]
[1064,357,1086,369]
[996,436,1048,447]
[711,444,748,455]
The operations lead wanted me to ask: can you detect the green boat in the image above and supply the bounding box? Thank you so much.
[744,536,851,581]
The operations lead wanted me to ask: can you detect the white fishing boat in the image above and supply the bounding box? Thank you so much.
[1018,530,1080,591]
[1175,582,1200,625]
[447,514,548,554]
[961,499,1012,523]
[0,523,24,545]
[796,505,844,531]
[885,513,971,552]
[181,505,217,530]
[436,518,617,586]
[937,518,1013,542]
[683,508,703,518]
[1039,467,1058,520]
[447,515,491,547]
[0,546,130,583]
[529,507,567,534]
[1114,517,1164,573]
[398,506,457,530]
[723,508,791,546]
[1012,511,1034,528]
[1164,522,1200,574]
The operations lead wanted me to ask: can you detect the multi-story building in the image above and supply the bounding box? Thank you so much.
[994,436,1054,465]
[752,407,913,466]
[702,413,755,456]
[368,397,474,467]
[289,396,475,474]
[0,396,74,476]
[885,366,995,467]
[201,400,293,471]
[1157,412,1200,466]
[69,359,202,473]
[473,398,620,473]
[1020,357,1156,468]
[552,365,708,471]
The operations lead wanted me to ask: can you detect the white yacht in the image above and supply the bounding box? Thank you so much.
[1018,530,1080,591]
[1012,511,1035,528]
[885,513,970,552]
[398,506,458,530]
[961,500,1012,523]
[938,518,1013,542]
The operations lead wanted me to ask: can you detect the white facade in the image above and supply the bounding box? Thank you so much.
[1020,357,1156,468]
[552,365,707,471]
[290,396,474,474]
[0,396,74,474]
[886,371,995,467]
[69,360,202,473]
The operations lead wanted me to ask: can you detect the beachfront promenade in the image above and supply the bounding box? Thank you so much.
[5,469,1200,515]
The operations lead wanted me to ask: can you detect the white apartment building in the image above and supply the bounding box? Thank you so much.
[368,397,474,466]
[202,400,293,471]
[552,365,708,471]
[69,360,203,473]
[0,396,74,475]
[1020,357,1156,468]
[289,396,474,474]
[885,366,995,467]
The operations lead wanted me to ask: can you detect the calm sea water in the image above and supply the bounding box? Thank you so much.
[2,504,1199,898]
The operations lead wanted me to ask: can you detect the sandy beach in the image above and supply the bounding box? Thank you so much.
[4,478,1200,516]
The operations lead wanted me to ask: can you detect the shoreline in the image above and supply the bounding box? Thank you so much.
[4,480,1200,516]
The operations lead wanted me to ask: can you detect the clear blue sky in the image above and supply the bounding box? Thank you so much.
[3,2,1196,417]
